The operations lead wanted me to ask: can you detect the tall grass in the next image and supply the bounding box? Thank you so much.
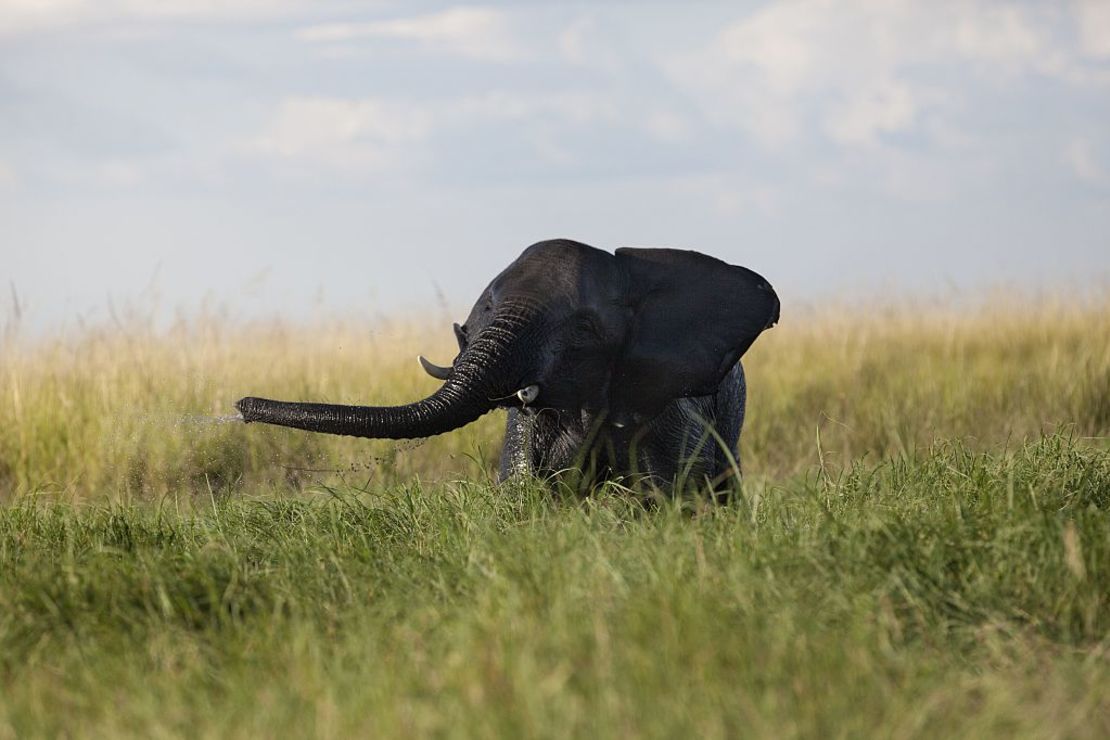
[0,437,1106,737]
[1,297,1108,736]
[1,299,1106,500]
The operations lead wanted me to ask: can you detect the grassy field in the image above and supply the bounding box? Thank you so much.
[0,299,1108,737]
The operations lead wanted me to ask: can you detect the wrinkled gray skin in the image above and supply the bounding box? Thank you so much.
[498,363,746,488]
[237,239,779,493]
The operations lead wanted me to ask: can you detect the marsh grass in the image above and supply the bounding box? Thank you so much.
[0,297,1108,737]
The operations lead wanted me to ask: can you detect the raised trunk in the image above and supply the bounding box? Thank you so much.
[236,303,534,441]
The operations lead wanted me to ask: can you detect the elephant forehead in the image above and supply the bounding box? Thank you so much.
[487,239,626,306]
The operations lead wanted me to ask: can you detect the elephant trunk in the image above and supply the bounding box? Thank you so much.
[235,384,487,440]
[235,303,535,440]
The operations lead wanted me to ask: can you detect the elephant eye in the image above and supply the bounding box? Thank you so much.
[516,385,540,405]
[571,313,603,339]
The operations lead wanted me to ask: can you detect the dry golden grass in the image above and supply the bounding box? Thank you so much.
[1,296,1106,500]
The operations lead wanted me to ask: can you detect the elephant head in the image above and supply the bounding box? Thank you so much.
[236,239,779,439]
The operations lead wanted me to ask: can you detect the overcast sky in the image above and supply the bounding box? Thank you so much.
[3,0,1109,331]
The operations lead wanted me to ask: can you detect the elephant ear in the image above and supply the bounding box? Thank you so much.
[609,248,779,423]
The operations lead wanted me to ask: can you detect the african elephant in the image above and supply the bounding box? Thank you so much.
[236,239,779,492]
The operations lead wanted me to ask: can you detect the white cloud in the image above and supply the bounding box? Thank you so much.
[709,0,818,97]
[557,15,620,71]
[951,4,1046,64]
[450,90,618,126]
[0,0,323,34]
[713,184,781,216]
[665,0,884,146]
[298,7,522,62]
[1076,0,1110,58]
[249,97,435,170]
[248,91,618,172]
[558,16,593,65]
[0,160,18,189]
[824,79,919,147]
[40,153,215,190]
[1064,137,1107,184]
[0,0,80,34]
[665,0,1105,149]
[642,110,692,143]
[96,159,146,187]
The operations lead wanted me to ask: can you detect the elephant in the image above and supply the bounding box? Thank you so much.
[236,239,779,492]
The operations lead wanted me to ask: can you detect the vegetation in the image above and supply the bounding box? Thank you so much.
[0,298,1107,737]
[1,298,1106,499]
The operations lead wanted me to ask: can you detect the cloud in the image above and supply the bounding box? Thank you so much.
[1077,0,1110,58]
[1063,137,1107,185]
[451,90,618,126]
[642,110,692,143]
[298,7,522,61]
[665,0,871,146]
[0,0,326,34]
[950,4,1044,63]
[95,159,146,187]
[824,79,920,147]
[0,160,18,189]
[557,15,621,71]
[0,0,87,34]
[557,16,594,65]
[665,0,1105,149]
[248,91,618,172]
[249,97,436,171]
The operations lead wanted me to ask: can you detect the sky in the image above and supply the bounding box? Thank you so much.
[2,0,1109,332]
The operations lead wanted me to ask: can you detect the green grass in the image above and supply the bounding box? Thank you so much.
[1,300,1108,737]
[0,436,1107,737]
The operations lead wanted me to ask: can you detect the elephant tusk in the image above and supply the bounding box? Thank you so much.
[418,355,453,381]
